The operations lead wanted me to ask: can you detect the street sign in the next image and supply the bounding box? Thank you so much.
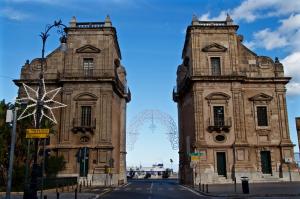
[189,152,205,156]
[191,155,200,162]
[26,129,49,139]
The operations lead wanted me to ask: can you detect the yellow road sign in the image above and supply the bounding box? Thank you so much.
[26,129,49,139]
[191,155,200,162]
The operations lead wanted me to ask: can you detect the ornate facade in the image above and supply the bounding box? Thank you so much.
[173,15,299,184]
[15,16,130,186]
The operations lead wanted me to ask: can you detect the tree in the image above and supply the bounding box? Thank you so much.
[45,155,66,177]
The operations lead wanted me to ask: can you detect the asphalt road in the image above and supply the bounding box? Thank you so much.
[102,179,209,199]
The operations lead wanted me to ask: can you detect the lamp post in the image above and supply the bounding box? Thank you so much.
[24,20,67,199]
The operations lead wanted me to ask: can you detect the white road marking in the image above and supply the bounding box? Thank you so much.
[179,185,204,196]
[123,182,131,188]
[150,182,153,194]
[148,182,153,199]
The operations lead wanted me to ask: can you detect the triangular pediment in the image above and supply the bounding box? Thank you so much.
[249,93,273,101]
[205,92,230,100]
[76,45,101,53]
[202,43,227,52]
[74,92,98,101]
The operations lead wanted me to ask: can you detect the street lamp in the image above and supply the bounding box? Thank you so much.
[23,19,67,199]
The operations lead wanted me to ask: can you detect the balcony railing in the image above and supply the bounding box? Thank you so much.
[207,117,232,132]
[193,68,246,77]
[62,69,114,78]
[76,22,105,29]
[72,118,96,134]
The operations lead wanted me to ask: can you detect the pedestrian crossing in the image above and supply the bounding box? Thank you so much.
[114,187,187,192]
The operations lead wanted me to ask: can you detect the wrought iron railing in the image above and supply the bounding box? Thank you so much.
[192,68,246,76]
[76,22,105,28]
[62,69,114,78]
[73,118,96,129]
[207,117,232,132]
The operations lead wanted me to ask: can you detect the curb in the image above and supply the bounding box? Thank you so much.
[184,185,300,198]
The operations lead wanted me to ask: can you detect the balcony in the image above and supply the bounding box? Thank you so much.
[207,117,232,132]
[62,69,114,79]
[193,68,246,77]
[72,118,96,134]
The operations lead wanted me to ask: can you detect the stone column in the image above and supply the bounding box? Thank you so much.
[192,88,205,144]
[232,89,246,143]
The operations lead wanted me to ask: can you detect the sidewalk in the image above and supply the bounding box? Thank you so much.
[0,186,111,199]
[193,182,300,198]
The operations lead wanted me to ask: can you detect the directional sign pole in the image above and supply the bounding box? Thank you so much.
[6,107,18,199]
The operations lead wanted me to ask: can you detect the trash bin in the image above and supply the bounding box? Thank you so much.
[241,176,249,194]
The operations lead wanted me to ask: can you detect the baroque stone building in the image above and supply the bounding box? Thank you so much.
[173,15,299,184]
[15,16,130,185]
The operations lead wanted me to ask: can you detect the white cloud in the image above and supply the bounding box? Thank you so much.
[198,11,227,21]
[199,0,300,22]
[253,28,288,50]
[286,83,300,96]
[0,7,30,21]
[282,52,300,95]
[243,40,255,50]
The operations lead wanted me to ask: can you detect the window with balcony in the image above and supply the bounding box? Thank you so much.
[257,106,268,126]
[213,106,224,126]
[81,106,92,127]
[211,57,221,75]
[83,58,94,77]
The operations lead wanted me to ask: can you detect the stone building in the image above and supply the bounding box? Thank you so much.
[173,15,299,184]
[15,16,130,186]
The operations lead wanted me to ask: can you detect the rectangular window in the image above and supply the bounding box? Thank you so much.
[211,57,221,75]
[213,106,224,126]
[81,106,91,126]
[83,58,94,77]
[257,106,268,126]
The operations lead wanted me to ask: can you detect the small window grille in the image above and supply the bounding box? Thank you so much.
[211,57,221,75]
[81,106,92,126]
[213,106,224,126]
[83,58,94,76]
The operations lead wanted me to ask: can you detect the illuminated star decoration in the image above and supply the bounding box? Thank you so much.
[16,79,66,124]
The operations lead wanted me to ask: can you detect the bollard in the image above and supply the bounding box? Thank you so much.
[44,195,47,199]
[75,188,78,199]
[202,184,204,192]
[206,184,208,193]
[56,192,59,199]
[199,183,201,191]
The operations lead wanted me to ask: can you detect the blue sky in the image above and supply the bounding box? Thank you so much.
[1,0,300,170]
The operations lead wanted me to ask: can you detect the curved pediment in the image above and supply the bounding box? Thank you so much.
[76,45,101,53]
[205,92,231,100]
[74,92,98,101]
[202,43,227,52]
[249,93,273,101]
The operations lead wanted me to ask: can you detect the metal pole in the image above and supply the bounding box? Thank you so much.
[40,138,46,199]
[6,108,18,199]
[23,139,31,199]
